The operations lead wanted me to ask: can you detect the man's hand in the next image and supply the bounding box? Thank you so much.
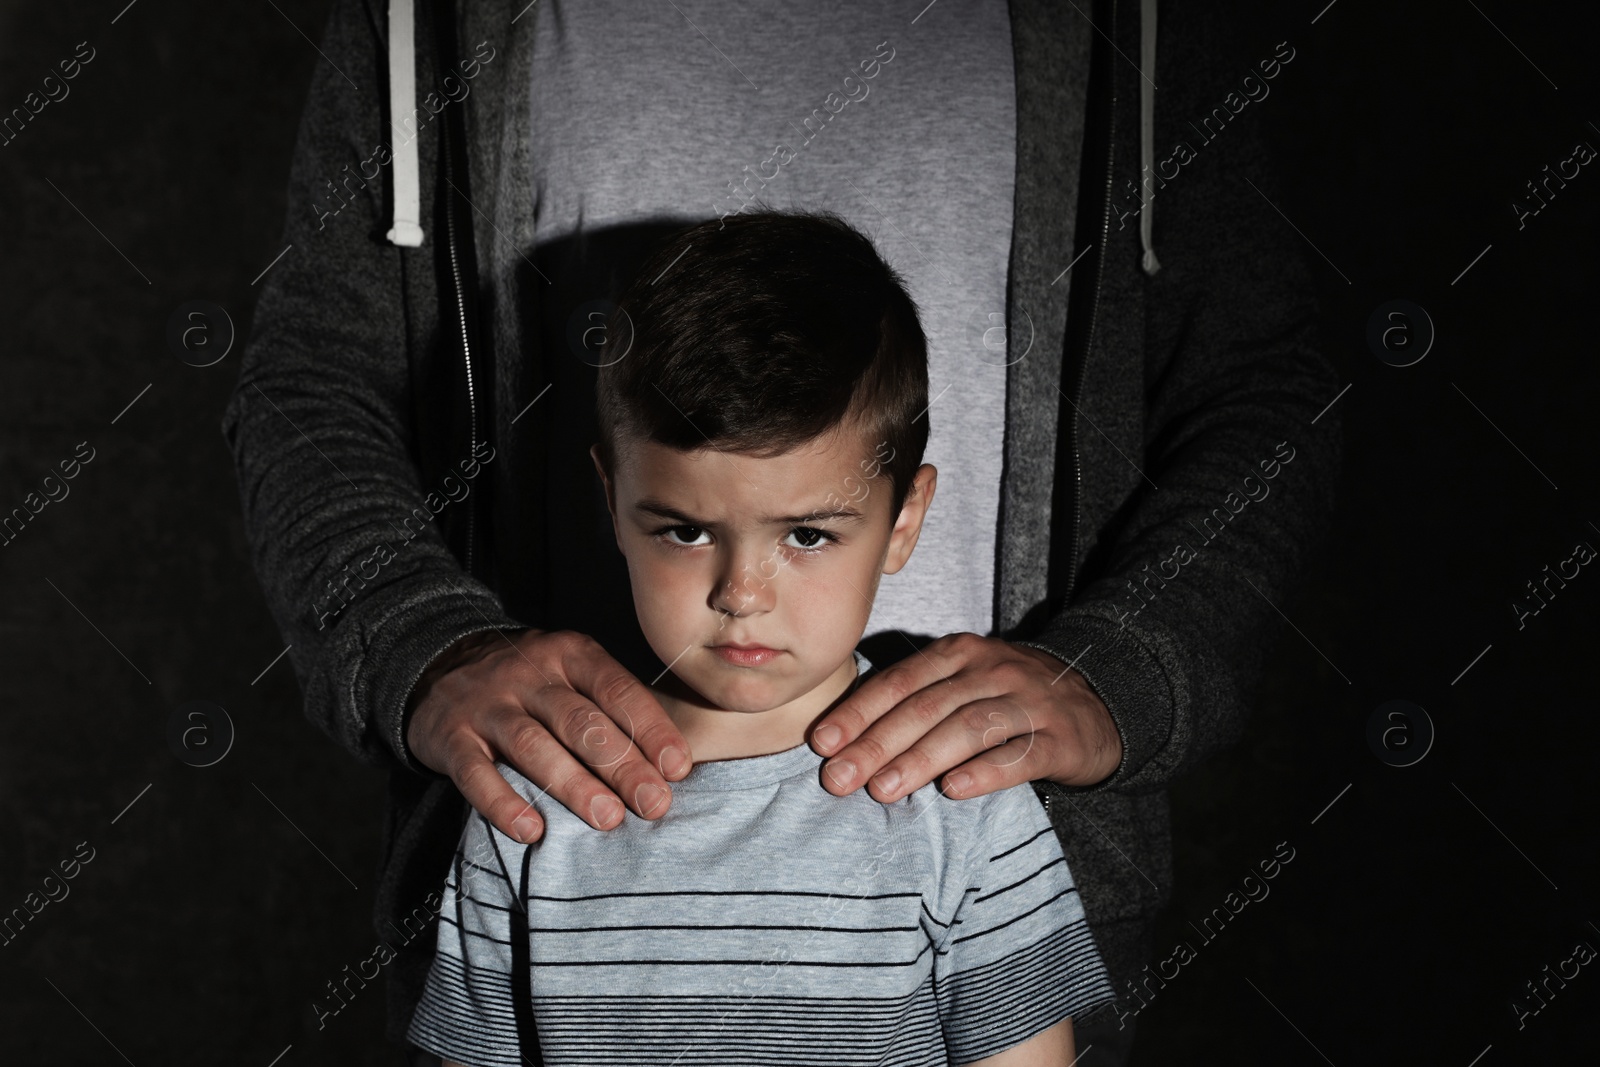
[808,632,1123,802]
[406,628,693,843]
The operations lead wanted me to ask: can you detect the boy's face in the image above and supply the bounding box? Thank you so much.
[592,425,936,718]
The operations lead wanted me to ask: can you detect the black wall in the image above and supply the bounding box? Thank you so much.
[0,1,1594,1064]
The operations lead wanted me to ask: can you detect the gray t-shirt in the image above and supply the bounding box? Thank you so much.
[406,655,1115,1065]
[518,0,1017,666]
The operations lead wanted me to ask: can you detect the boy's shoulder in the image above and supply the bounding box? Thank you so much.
[895,773,1063,903]
[905,774,1056,846]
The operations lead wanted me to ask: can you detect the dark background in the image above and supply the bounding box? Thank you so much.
[1,1,1596,1064]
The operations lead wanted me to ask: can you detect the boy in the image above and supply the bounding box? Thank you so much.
[405,210,1117,1065]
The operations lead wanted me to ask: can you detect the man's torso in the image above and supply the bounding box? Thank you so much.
[503,0,1017,675]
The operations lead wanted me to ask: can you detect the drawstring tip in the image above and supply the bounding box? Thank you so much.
[387,222,425,247]
[1141,248,1162,276]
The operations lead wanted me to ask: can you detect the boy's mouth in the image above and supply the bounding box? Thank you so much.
[709,643,782,667]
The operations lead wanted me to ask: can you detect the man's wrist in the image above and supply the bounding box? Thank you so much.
[400,625,535,776]
[407,627,524,711]
[1013,639,1127,791]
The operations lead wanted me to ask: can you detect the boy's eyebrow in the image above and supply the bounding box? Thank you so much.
[634,499,867,525]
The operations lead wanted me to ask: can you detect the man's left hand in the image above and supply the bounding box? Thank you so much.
[808,633,1123,802]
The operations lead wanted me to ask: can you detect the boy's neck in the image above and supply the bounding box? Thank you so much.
[654,655,863,764]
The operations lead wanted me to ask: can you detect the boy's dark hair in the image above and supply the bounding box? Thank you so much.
[594,209,930,518]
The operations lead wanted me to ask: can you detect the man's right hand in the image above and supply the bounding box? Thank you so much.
[405,628,692,844]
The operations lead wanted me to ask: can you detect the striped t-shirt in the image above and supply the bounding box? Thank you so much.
[407,663,1116,1065]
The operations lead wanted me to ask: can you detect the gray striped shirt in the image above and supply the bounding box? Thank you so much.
[407,691,1116,1063]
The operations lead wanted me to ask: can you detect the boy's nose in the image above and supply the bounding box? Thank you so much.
[709,551,778,617]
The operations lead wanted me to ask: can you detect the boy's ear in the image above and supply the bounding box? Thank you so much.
[882,464,937,576]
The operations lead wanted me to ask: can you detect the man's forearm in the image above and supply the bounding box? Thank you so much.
[222,0,520,775]
[1025,0,1342,797]
[1027,344,1340,797]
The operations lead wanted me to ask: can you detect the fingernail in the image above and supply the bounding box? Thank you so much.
[824,759,856,791]
[660,747,690,778]
[590,795,624,828]
[636,783,670,818]
[945,771,972,796]
[511,815,539,843]
[872,768,901,797]
[814,724,842,752]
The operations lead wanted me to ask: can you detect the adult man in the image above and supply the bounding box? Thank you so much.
[223,0,1340,1062]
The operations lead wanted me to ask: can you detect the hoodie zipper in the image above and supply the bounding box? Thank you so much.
[442,117,479,578]
[1062,0,1117,605]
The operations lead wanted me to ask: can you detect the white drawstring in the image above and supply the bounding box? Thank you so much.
[386,0,424,247]
[1139,0,1161,275]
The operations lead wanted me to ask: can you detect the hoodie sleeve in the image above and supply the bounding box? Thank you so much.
[220,0,521,776]
[1024,2,1342,798]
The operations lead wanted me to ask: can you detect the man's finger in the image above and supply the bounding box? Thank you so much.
[811,634,981,753]
[563,637,692,781]
[489,692,670,827]
[448,730,549,844]
[521,681,678,825]
[864,694,1036,799]
[942,733,1056,799]
[827,671,1002,797]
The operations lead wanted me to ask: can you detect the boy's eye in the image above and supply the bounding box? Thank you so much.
[661,525,711,547]
[783,527,836,551]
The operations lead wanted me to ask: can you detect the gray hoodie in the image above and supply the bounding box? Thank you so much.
[222,0,1341,1045]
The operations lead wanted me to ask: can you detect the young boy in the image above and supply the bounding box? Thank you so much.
[405,210,1117,1065]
